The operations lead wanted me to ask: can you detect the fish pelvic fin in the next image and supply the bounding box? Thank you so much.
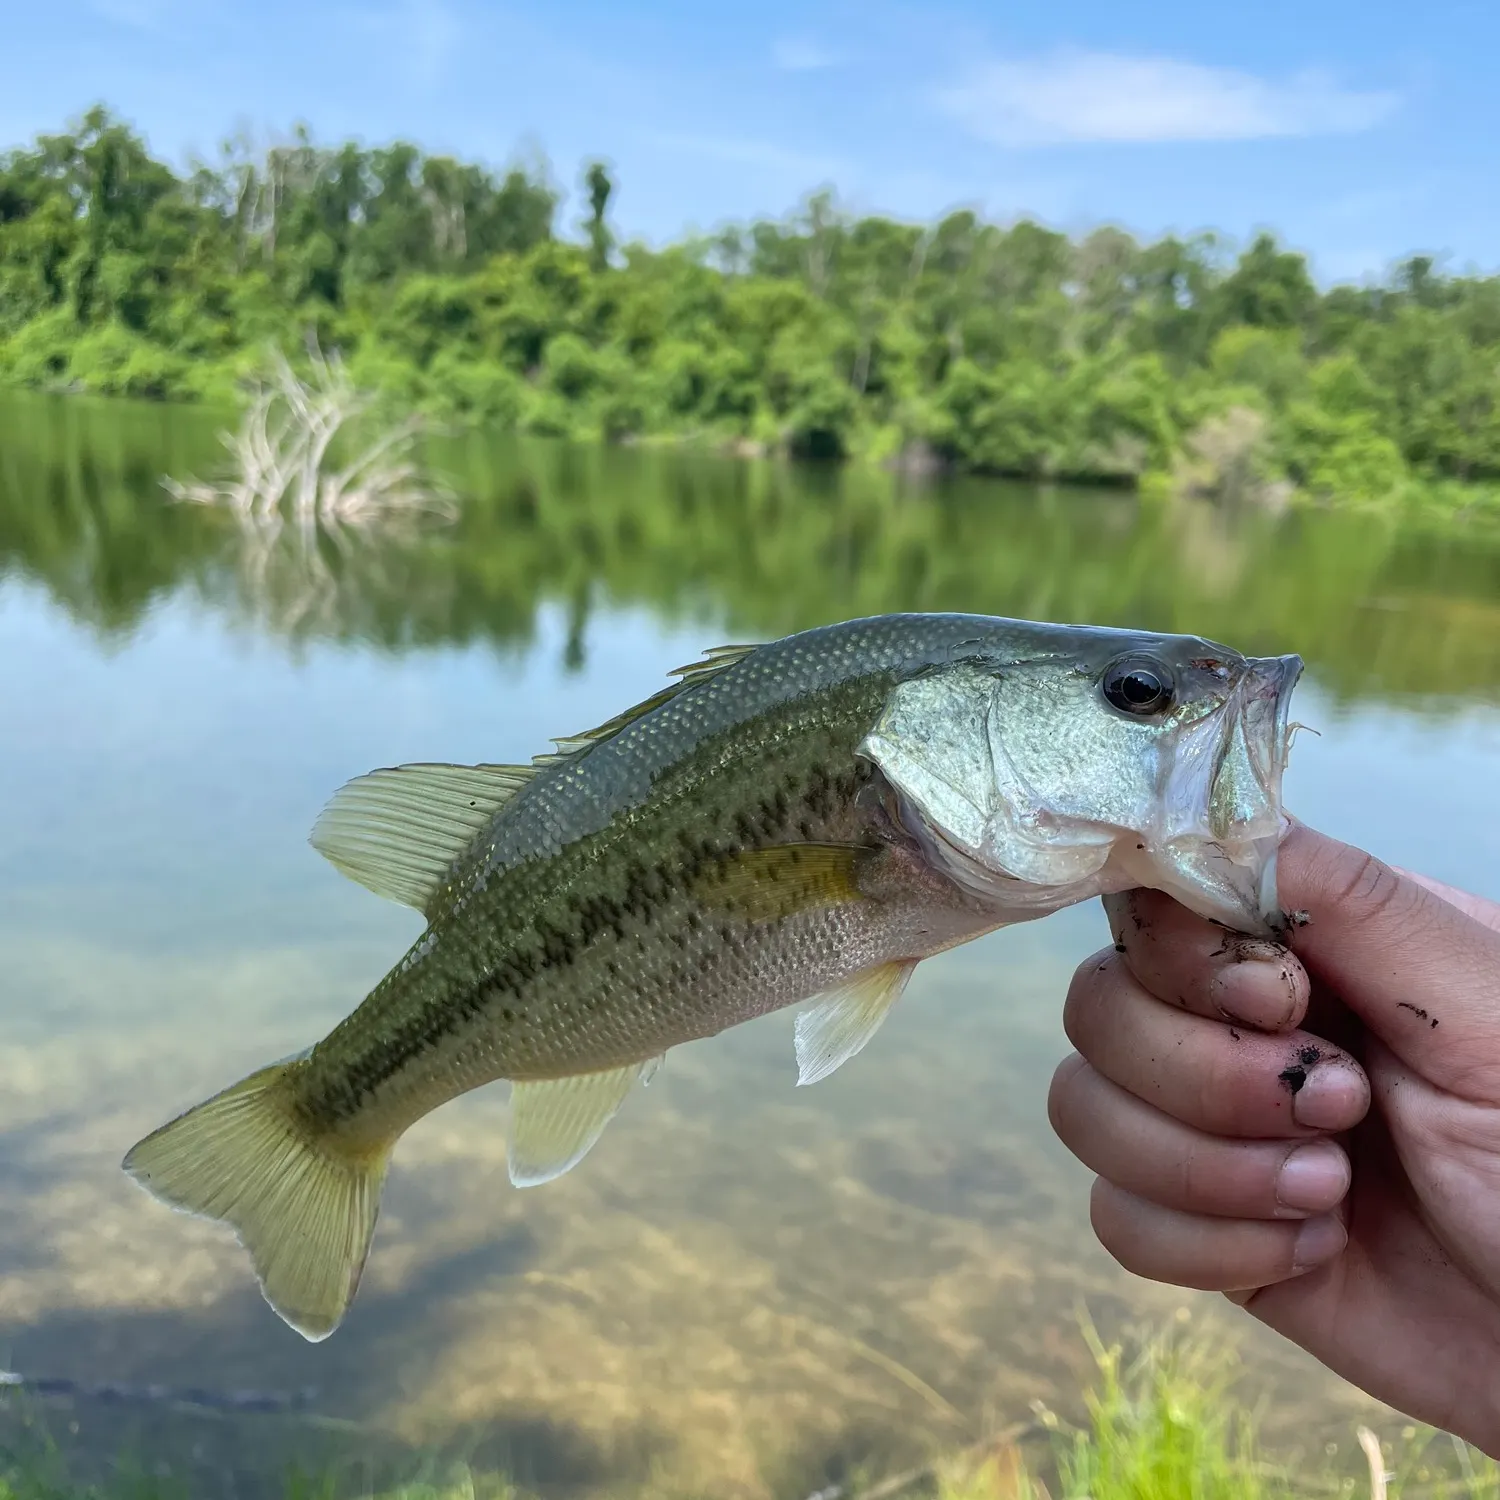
[795,959,918,1085]
[121,1058,392,1343]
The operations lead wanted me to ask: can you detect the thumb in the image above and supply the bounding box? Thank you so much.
[1277,824,1500,1089]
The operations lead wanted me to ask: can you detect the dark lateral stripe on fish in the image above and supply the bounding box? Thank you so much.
[303,759,874,1122]
[121,614,1302,1345]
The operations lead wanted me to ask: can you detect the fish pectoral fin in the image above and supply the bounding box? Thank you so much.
[795,959,918,1086]
[694,842,871,925]
[121,1056,392,1343]
[507,1065,642,1187]
[310,762,537,916]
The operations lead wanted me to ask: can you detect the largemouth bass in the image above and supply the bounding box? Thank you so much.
[123,613,1303,1341]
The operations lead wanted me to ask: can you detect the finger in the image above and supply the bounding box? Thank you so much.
[1049,1054,1351,1219]
[1280,826,1500,1085]
[1390,865,1500,934]
[1102,888,1309,1032]
[1090,1179,1348,1292]
[1065,951,1370,1138]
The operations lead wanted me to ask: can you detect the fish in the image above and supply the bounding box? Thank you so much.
[122,612,1303,1341]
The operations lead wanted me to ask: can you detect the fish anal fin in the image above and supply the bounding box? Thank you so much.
[310,763,535,915]
[121,1057,392,1342]
[507,1065,639,1187]
[795,959,918,1086]
[694,842,871,925]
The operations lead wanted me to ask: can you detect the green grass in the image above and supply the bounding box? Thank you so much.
[4,1316,1499,1500]
[1049,1315,1267,1500]
[931,1313,1500,1500]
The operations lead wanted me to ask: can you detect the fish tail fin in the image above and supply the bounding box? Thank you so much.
[122,1056,391,1343]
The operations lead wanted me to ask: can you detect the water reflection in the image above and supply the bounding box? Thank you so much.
[5,390,1500,708]
[2,392,1499,1498]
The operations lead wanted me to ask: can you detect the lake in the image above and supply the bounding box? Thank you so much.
[3,390,1500,1499]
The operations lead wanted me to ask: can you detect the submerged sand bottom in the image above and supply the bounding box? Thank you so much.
[0,915,1397,1498]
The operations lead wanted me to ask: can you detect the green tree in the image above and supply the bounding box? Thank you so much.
[4,104,1500,503]
[583,160,613,273]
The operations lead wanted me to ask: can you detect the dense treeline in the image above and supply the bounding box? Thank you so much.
[4,107,1500,502]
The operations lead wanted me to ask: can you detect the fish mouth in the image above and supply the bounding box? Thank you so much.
[1149,650,1306,937]
[1237,652,1305,932]
[1249,652,1305,783]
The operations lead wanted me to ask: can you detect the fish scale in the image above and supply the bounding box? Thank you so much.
[305,694,955,1122]
[122,612,1302,1342]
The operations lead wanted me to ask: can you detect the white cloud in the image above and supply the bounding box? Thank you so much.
[939,50,1399,146]
[773,36,842,72]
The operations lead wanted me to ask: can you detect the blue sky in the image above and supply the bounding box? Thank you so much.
[4,0,1495,282]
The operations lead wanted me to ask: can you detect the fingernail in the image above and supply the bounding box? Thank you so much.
[1211,956,1298,1030]
[1292,1060,1368,1130]
[1277,1142,1349,1212]
[1229,937,1287,963]
[1292,1213,1347,1271]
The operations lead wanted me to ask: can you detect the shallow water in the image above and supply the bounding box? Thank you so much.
[2,392,1500,1498]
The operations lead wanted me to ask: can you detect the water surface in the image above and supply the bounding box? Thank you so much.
[3,392,1499,1498]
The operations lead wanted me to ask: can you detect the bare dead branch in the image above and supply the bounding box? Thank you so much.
[161,344,451,535]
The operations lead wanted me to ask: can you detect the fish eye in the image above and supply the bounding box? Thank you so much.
[1101,657,1175,717]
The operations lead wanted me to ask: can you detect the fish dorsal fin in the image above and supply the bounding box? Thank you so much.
[694,842,870,924]
[794,959,918,1086]
[310,763,536,915]
[537,643,760,765]
[311,645,761,905]
[507,1063,650,1187]
[672,642,761,683]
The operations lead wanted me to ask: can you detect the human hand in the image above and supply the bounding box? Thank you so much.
[1048,824,1500,1453]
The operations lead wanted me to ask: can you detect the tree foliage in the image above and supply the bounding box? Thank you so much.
[4,107,1500,503]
